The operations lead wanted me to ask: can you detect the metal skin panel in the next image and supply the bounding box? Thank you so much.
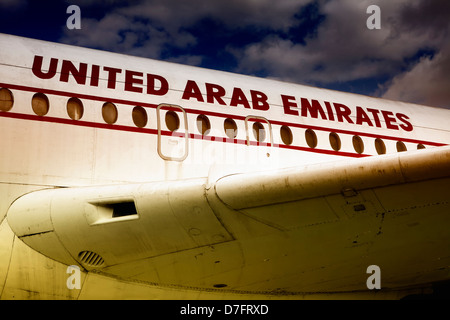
[1,34,450,299]
[0,220,15,295]
[7,180,234,270]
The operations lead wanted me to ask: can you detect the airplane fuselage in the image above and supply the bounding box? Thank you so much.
[1,34,449,299]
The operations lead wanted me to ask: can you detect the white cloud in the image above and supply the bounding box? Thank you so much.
[381,44,450,109]
[60,0,450,107]
[233,0,445,82]
[60,0,313,61]
[229,0,450,108]
[118,0,312,32]
[61,12,177,59]
[378,0,450,108]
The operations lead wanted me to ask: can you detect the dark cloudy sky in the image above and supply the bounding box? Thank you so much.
[1,0,449,108]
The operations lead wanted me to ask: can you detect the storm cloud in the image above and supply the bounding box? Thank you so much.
[58,0,450,108]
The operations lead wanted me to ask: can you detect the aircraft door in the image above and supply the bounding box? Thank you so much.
[245,116,274,163]
[245,116,273,147]
[157,104,189,161]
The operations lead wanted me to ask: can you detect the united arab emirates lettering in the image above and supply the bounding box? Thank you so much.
[32,55,413,132]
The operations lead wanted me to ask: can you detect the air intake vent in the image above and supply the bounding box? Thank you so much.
[78,251,105,268]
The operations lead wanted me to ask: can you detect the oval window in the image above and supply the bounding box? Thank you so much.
[165,110,180,132]
[375,138,386,155]
[132,106,148,128]
[32,93,49,116]
[329,132,341,151]
[252,122,266,142]
[396,141,407,152]
[196,114,211,136]
[305,129,317,149]
[224,118,237,139]
[280,125,293,145]
[102,102,118,124]
[0,88,14,112]
[352,135,364,154]
[417,144,426,150]
[67,97,84,120]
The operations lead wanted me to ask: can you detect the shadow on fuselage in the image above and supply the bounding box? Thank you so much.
[402,280,450,300]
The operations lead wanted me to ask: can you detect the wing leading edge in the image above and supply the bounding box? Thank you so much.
[215,145,450,210]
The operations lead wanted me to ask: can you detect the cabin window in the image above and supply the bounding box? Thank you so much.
[132,106,148,128]
[0,88,14,112]
[305,129,317,149]
[102,102,118,124]
[375,138,386,155]
[396,141,407,152]
[224,118,237,139]
[252,122,266,142]
[165,110,180,132]
[280,125,293,145]
[196,114,211,136]
[32,93,50,116]
[352,135,364,154]
[329,132,341,151]
[417,144,426,150]
[67,97,84,120]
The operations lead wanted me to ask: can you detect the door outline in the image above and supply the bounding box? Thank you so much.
[157,104,189,161]
[245,115,273,147]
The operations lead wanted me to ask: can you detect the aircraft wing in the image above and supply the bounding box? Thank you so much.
[210,145,450,292]
[7,146,450,293]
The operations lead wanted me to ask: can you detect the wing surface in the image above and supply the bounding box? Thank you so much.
[7,146,450,292]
